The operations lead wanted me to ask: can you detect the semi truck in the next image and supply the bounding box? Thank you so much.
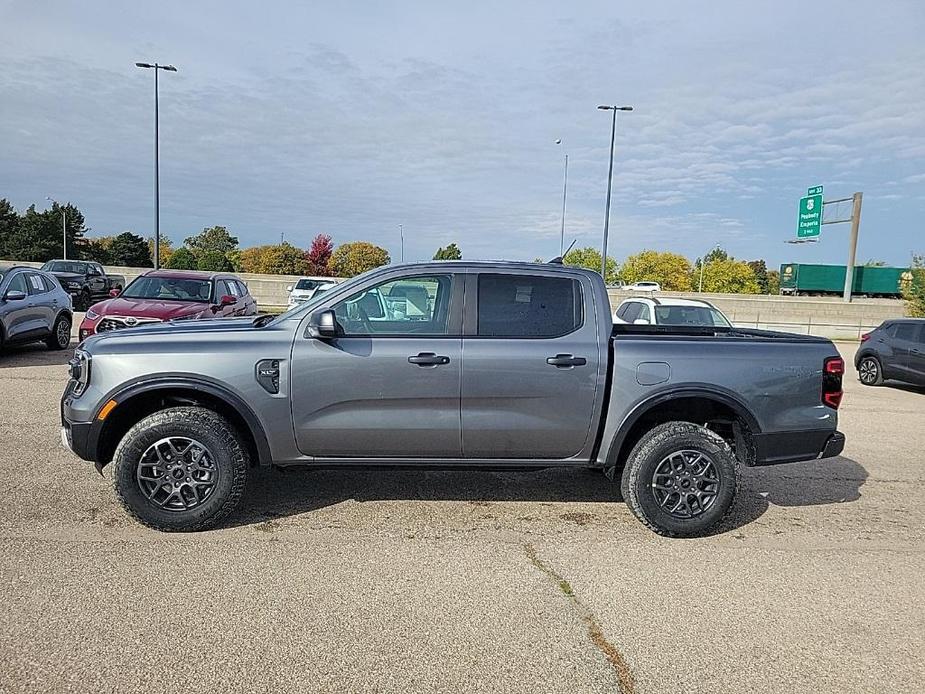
[779,263,911,298]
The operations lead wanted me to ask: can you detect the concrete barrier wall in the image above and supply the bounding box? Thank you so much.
[11,260,907,338]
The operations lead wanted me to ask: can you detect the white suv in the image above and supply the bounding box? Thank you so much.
[621,281,661,292]
[613,297,731,327]
[287,277,336,308]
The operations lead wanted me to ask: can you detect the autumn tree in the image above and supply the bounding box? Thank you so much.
[562,247,619,284]
[305,234,334,275]
[433,243,462,260]
[147,236,174,267]
[767,270,781,296]
[621,250,693,291]
[700,259,761,294]
[237,243,307,275]
[328,242,390,277]
[747,260,769,294]
[903,254,925,317]
[197,250,234,272]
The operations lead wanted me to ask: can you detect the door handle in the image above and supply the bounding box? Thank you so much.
[546,354,587,368]
[408,352,450,366]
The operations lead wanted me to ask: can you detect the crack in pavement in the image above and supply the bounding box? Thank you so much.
[524,543,635,694]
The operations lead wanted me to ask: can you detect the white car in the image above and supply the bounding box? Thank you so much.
[286,277,336,308]
[621,281,661,292]
[613,297,732,327]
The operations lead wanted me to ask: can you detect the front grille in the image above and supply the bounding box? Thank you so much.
[96,316,163,333]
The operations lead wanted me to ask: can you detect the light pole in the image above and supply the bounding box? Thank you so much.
[597,105,633,279]
[399,224,404,262]
[555,140,568,256]
[45,196,66,260]
[135,61,177,269]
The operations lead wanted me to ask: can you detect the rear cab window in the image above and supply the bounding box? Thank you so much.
[476,273,581,337]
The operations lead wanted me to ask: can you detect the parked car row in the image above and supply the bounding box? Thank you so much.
[40,259,124,310]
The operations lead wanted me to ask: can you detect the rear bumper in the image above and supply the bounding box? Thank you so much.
[752,429,845,466]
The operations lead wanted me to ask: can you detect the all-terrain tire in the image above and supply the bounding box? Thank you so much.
[77,289,91,311]
[620,421,739,538]
[45,313,71,350]
[112,406,249,531]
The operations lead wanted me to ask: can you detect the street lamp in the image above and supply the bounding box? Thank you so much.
[597,105,633,279]
[45,196,66,260]
[555,139,568,256]
[399,224,404,262]
[135,62,177,269]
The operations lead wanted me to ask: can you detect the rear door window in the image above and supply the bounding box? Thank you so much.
[476,274,581,337]
[26,273,49,294]
[895,324,919,341]
[621,302,641,323]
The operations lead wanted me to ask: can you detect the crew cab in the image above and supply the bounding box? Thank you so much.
[78,269,257,340]
[60,261,845,537]
[40,260,125,310]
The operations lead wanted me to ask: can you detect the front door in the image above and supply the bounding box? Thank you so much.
[291,272,463,458]
[461,271,603,459]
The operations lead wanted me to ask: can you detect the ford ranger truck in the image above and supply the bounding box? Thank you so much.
[60,261,845,537]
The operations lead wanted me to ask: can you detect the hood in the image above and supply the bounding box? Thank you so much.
[93,296,209,320]
[50,271,85,281]
[81,316,262,351]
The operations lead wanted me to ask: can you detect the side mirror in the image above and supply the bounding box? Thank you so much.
[633,318,650,325]
[3,290,27,302]
[219,294,235,306]
[109,288,121,298]
[308,309,339,339]
[286,285,293,292]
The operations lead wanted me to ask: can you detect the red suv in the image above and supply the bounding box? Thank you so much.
[78,269,257,340]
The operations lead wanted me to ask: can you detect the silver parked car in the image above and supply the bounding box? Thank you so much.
[0,264,74,352]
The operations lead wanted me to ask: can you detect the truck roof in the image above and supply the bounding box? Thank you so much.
[381,260,597,274]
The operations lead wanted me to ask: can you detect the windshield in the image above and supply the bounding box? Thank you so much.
[655,305,731,327]
[42,261,87,274]
[294,278,330,291]
[120,276,214,303]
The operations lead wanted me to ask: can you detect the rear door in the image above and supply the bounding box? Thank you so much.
[87,263,107,297]
[25,272,57,333]
[291,271,463,458]
[892,323,921,380]
[461,270,603,459]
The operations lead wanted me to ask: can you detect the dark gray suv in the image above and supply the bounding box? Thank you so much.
[856,319,925,386]
[0,265,74,352]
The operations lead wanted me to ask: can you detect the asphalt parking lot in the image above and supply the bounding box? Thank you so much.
[1,336,923,694]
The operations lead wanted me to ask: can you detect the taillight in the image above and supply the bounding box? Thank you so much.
[860,332,871,342]
[823,356,844,409]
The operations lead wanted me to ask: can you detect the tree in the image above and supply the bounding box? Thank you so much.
[165,247,198,270]
[1,201,88,262]
[0,199,18,258]
[621,250,693,291]
[747,260,770,294]
[700,259,761,294]
[433,243,462,260]
[328,242,390,277]
[304,234,334,275]
[108,232,152,267]
[236,243,307,275]
[148,236,174,267]
[903,254,925,318]
[184,226,239,256]
[81,236,115,264]
[195,250,233,272]
[563,247,619,284]
[767,270,781,296]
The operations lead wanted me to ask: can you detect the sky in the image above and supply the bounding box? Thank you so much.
[1,0,924,269]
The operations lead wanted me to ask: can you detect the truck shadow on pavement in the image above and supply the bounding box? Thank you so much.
[230,456,868,535]
[0,342,74,368]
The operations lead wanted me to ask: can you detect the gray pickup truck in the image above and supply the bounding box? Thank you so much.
[61,261,845,536]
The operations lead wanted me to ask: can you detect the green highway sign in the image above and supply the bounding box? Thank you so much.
[807,185,823,196]
[797,193,823,238]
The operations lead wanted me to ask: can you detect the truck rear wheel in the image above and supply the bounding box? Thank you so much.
[620,421,738,537]
[112,407,248,531]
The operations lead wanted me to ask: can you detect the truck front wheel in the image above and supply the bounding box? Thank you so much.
[112,407,249,531]
[620,422,738,537]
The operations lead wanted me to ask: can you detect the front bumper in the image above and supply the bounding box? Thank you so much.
[60,381,96,462]
[752,429,845,466]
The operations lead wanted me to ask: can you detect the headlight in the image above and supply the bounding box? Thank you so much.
[68,349,92,395]
[85,308,100,320]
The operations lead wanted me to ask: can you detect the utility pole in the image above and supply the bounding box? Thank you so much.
[399,224,404,263]
[842,192,863,302]
[559,154,568,257]
[135,62,178,270]
[597,105,633,279]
